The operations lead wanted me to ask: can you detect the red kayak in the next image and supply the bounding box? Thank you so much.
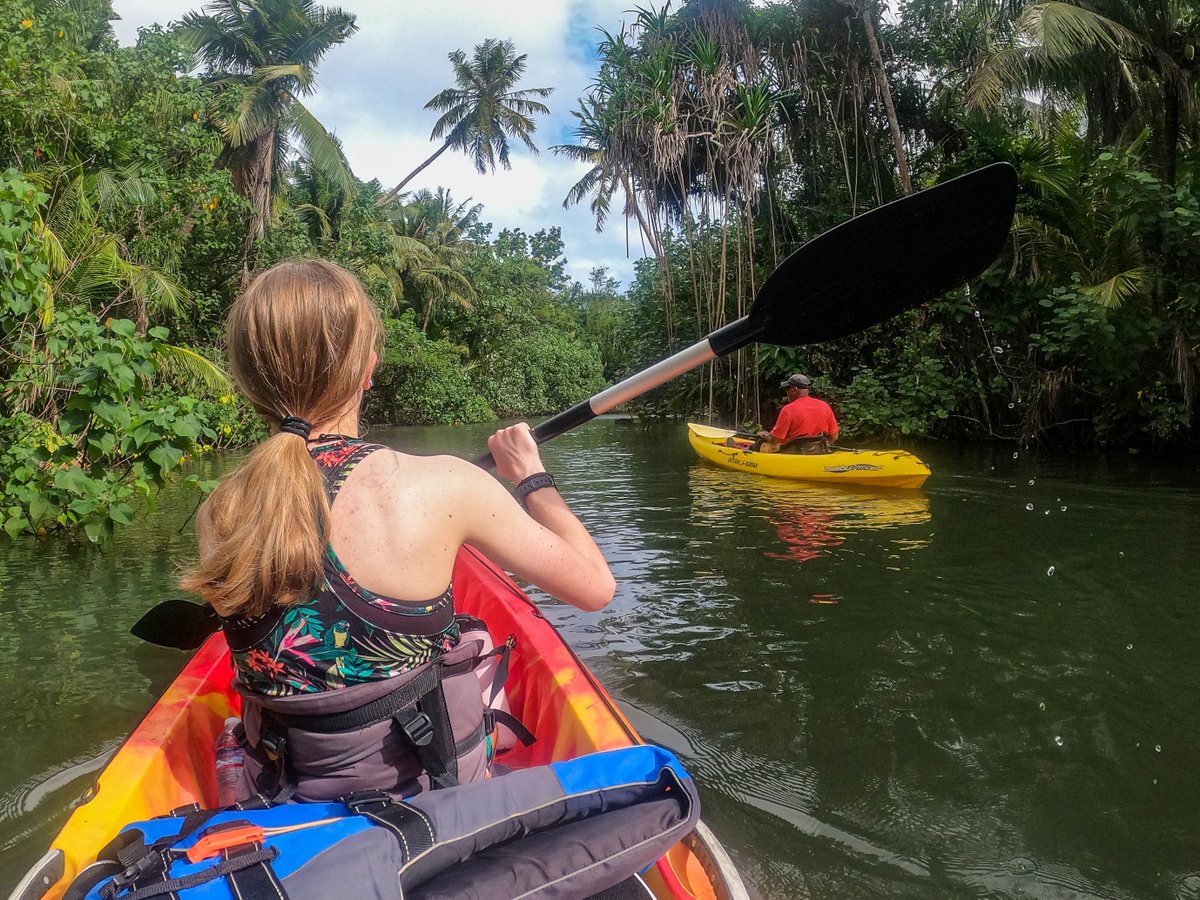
[10,546,747,900]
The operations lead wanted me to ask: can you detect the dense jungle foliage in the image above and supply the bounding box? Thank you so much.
[2,0,1199,540]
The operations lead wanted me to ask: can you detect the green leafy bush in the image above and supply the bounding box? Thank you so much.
[472,330,606,417]
[1,311,214,541]
[368,313,493,425]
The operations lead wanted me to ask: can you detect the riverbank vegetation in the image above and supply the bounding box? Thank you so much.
[2,0,1198,539]
[569,0,1200,452]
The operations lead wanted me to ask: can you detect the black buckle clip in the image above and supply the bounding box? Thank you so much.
[259,730,286,762]
[343,789,392,814]
[398,711,434,747]
[106,852,166,893]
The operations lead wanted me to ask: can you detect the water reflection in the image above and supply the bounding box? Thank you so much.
[687,464,932,563]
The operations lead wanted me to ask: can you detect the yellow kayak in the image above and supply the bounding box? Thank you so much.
[687,423,930,488]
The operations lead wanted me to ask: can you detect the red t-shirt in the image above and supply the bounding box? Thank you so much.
[771,395,839,443]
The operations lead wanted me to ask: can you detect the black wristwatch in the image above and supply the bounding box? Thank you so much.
[515,472,557,509]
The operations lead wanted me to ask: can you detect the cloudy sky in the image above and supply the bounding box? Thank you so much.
[110,0,644,286]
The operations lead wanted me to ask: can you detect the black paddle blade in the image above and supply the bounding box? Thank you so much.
[130,598,220,650]
[712,163,1018,354]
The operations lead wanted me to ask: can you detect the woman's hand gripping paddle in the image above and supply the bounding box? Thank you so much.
[473,162,1018,468]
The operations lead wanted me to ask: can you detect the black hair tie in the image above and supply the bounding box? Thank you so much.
[279,415,314,439]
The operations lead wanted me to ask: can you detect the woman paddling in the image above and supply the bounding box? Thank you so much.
[181,259,615,801]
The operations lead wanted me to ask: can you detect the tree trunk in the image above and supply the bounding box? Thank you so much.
[1165,79,1180,186]
[857,2,912,195]
[237,129,276,286]
[621,174,663,259]
[379,141,451,206]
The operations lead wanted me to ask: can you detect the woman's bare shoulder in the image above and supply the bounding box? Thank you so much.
[349,447,495,505]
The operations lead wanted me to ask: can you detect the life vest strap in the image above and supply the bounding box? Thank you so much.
[261,663,441,734]
[343,791,437,864]
[97,839,285,900]
[485,709,535,747]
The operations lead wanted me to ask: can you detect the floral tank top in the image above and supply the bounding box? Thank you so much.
[222,438,459,697]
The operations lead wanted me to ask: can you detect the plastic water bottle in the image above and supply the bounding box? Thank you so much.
[215,716,245,807]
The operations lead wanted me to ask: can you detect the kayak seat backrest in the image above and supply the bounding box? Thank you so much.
[237,616,523,802]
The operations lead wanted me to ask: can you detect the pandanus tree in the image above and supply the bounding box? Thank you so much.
[178,0,358,273]
[379,39,553,204]
[552,95,663,259]
[557,1,786,417]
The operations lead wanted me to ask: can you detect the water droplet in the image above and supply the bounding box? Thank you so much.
[1155,744,1161,752]
[1038,701,1045,711]
[994,346,1005,354]
[1026,503,1035,511]
[1126,643,1133,650]
[1028,478,1036,485]
[973,309,981,317]
[1153,778,1158,784]
[1044,510,1050,515]
[1046,566,1055,576]
[1054,736,1064,746]
[1008,402,1015,409]
[1012,451,1019,459]
[1060,506,1067,512]
[1119,551,1125,558]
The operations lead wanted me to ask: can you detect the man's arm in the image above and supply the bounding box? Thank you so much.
[755,429,781,445]
[758,406,791,444]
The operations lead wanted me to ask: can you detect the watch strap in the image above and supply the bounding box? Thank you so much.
[515,472,557,508]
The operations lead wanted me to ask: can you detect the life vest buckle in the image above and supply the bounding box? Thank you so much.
[259,729,286,762]
[397,710,434,747]
[105,852,166,895]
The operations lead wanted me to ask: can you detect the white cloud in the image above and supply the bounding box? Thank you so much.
[110,0,639,287]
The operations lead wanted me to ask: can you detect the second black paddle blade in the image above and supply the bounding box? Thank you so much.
[731,162,1018,350]
[130,598,220,651]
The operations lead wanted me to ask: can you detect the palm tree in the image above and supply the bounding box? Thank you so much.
[970,1,1200,184]
[378,39,552,204]
[178,0,358,270]
[377,189,481,331]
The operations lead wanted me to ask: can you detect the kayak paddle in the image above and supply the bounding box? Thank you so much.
[131,598,220,650]
[474,161,1018,468]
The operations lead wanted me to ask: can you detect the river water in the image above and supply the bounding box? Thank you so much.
[2,419,1198,899]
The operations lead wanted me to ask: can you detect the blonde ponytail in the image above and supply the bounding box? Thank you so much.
[181,260,382,617]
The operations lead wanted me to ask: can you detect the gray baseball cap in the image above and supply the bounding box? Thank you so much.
[780,374,812,389]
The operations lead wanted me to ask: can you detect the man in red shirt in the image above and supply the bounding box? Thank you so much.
[756,374,839,452]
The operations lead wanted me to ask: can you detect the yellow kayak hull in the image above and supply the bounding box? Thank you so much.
[687,423,930,488]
